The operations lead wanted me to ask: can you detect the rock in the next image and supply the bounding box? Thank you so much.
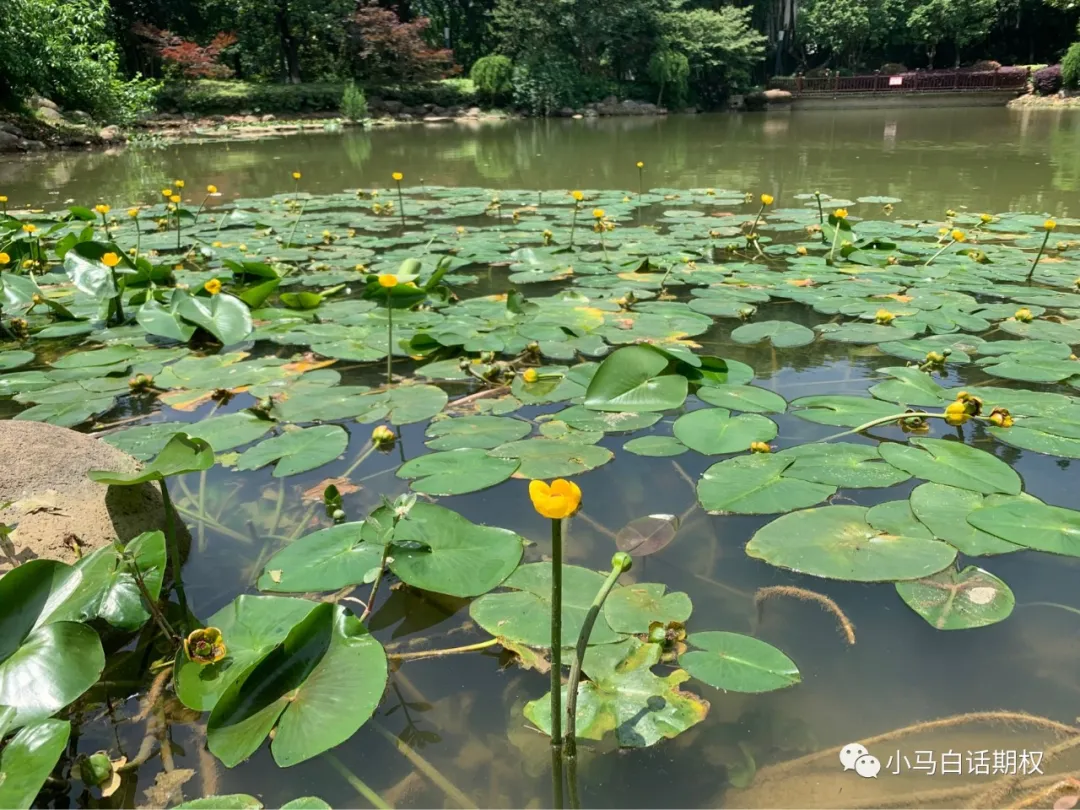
[68,110,94,124]
[19,140,46,151]
[261,113,276,122]
[464,106,481,117]
[0,131,22,152]
[383,100,404,115]
[431,105,448,116]
[558,107,576,117]
[99,126,124,143]
[31,95,60,112]
[583,108,599,118]
[0,421,186,574]
[0,122,23,136]
[728,95,746,111]
[572,113,584,120]
[763,89,793,103]
[422,115,452,123]
[397,113,414,121]
[35,106,65,123]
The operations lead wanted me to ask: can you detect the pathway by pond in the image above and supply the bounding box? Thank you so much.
[2,107,1080,218]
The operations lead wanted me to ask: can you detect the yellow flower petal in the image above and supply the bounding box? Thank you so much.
[378,274,398,288]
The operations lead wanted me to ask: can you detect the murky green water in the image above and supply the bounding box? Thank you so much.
[8,108,1080,809]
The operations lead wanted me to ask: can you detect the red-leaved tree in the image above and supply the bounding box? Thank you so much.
[346,3,457,85]
[133,23,238,80]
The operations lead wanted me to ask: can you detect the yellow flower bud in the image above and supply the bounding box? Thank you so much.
[101,252,121,268]
[1045,219,1057,231]
[522,368,538,383]
[760,193,774,206]
[944,401,970,426]
[392,172,403,181]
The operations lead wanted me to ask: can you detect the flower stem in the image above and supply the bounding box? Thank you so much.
[158,480,189,631]
[371,720,475,809]
[390,638,499,661]
[286,200,307,248]
[814,192,824,228]
[564,556,630,759]
[746,202,765,247]
[386,299,394,386]
[551,747,565,810]
[828,220,843,263]
[1027,229,1052,281]
[325,754,391,810]
[550,516,564,752]
[396,181,406,229]
[359,543,392,623]
[128,554,176,641]
[569,206,578,248]
[811,411,990,444]
[924,238,957,267]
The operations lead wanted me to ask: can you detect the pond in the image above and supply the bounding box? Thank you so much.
[2,107,1080,810]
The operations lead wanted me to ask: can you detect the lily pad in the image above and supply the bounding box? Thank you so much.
[698,454,836,515]
[615,514,680,556]
[679,631,801,693]
[604,583,692,633]
[789,395,902,427]
[622,436,688,457]
[730,320,815,348]
[895,566,1015,630]
[909,483,1025,556]
[0,718,71,810]
[235,425,348,477]
[672,408,777,455]
[583,345,688,412]
[878,438,1022,495]
[776,442,912,488]
[695,385,787,414]
[523,638,708,748]
[397,448,520,495]
[488,438,613,479]
[967,501,1080,557]
[424,415,531,450]
[745,504,957,582]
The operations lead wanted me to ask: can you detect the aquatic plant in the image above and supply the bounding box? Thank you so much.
[1,176,1079,807]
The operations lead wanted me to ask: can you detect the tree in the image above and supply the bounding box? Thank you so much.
[346,2,457,85]
[907,0,998,66]
[659,4,766,100]
[133,24,237,79]
[647,48,689,105]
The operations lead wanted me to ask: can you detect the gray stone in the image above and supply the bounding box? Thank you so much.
[31,95,60,112]
[19,140,46,151]
[423,115,452,123]
[35,107,65,123]
[465,106,481,117]
[68,110,94,124]
[383,100,404,115]
[0,131,21,152]
[99,126,124,142]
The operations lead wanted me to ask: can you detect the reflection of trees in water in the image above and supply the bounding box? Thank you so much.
[1048,114,1080,195]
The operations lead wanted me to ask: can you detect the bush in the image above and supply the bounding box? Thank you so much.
[1033,64,1063,95]
[511,54,579,115]
[972,59,1002,71]
[1062,43,1080,90]
[341,80,368,120]
[470,55,513,104]
[347,2,456,85]
[880,62,909,74]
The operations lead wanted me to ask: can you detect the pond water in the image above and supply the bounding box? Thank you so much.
[4,107,1080,810]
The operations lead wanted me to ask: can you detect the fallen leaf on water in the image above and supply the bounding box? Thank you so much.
[301,477,361,503]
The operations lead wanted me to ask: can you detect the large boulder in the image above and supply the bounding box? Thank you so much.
[0,131,21,153]
[0,421,181,573]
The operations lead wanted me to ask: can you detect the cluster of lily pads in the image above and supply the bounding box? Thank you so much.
[1,178,1079,807]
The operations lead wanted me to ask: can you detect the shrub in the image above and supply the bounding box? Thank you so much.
[346,2,457,85]
[470,55,513,104]
[880,62,909,74]
[341,80,368,120]
[1033,64,1063,95]
[133,24,237,80]
[1062,43,1080,90]
[971,59,1002,71]
[511,54,579,115]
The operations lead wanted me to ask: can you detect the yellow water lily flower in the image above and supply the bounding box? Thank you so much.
[0,253,8,265]
[392,172,403,181]
[571,190,583,202]
[1014,308,1034,322]
[944,401,970,426]
[0,195,7,203]
[875,309,895,325]
[101,252,121,268]
[522,368,538,383]
[636,161,644,169]
[174,179,185,189]
[529,479,582,520]
[760,194,774,206]
[292,171,302,180]
[988,407,1014,428]
[170,194,181,204]
[592,208,605,219]
[796,246,808,256]
[21,223,35,233]
[372,425,396,446]
[127,207,139,217]
[1045,219,1057,231]
[94,203,110,215]
[378,274,398,288]
[945,209,957,218]
[980,213,993,223]
[212,241,223,248]
[833,208,848,219]
[203,278,222,295]
[951,229,966,242]
[185,627,226,665]
[207,184,218,194]
[162,189,173,198]
[750,441,772,454]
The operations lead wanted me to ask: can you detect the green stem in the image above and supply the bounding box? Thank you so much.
[134,217,142,262]
[637,167,643,200]
[325,753,392,810]
[924,238,957,267]
[567,752,580,810]
[828,219,843,263]
[746,202,765,247]
[110,271,125,325]
[390,638,499,661]
[599,228,607,261]
[158,480,189,630]
[359,542,392,623]
[811,411,991,444]
[192,194,208,226]
[396,182,405,229]
[814,193,825,228]
[1027,229,1052,281]
[386,299,394,386]
[551,747,565,810]
[569,206,578,247]
[564,555,630,759]
[371,721,475,809]
[286,200,308,248]
[550,517,564,752]
[128,555,176,641]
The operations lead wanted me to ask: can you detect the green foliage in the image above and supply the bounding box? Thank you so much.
[647,48,689,106]
[340,80,368,121]
[1062,42,1080,89]
[658,6,766,101]
[511,53,581,115]
[470,55,514,103]
[906,0,998,67]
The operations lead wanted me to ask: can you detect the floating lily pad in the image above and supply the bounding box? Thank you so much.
[583,345,688,412]
[746,504,957,582]
[679,631,801,693]
[776,442,912,488]
[989,425,1080,459]
[695,385,787,414]
[353,383,449,425]
[967,501,1080,557]
[895,566,1015,630]
[424,415,532,450]
[698,454,835,515]
[488,438,613,479]
[622,436,688,457]
[235,425,348,477]
[909,483,1026,556]
[878,438,1022,495]
[789,395,902,427]
[552,405,663,433]
[397,448,520,495]
[604,583,692,633]
[730,320,815,348]
[672,408,777,455]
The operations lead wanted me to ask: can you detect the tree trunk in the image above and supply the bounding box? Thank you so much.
[277,1,301,84]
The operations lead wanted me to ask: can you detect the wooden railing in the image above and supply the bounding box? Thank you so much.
[770,69,1030,96]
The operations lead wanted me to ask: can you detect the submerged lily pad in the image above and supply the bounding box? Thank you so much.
[895,566,1015,630]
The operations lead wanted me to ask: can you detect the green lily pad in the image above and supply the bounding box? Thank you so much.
[878,438,1022,495]
[0,350,34,372]
[967,501,1080,557]
[695,385,787,414]
[470,563,624,648]
[551,405,663,433]
[353,384,449,426]
[895,566,1015,630]
[524,638,708,748]
[207,603,387,768]
[0,718,71,810]
[102,412,274,460]
[746,503,957,582]
[89,432,214,485]
[679,631,801,693]
[176,292,254,346]
[256,524,383,595]
[603,583,692,633]
[583,345,688,412]
[175,796,265,810]
[672,408,777,455]
[398,448,520,495]
[49,344,135,370]
[488,438,613,479]
[989,426,1080,459]
[730,320,815,348]
[622,436,688,457]
[776,442,912,488]
[235,425,348,477]
[789,395,902,427]
[698,454,836,515]
[424,415,531,450]
[908,483,1026,556]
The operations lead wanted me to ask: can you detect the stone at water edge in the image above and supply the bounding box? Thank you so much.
[0,420,189,573]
